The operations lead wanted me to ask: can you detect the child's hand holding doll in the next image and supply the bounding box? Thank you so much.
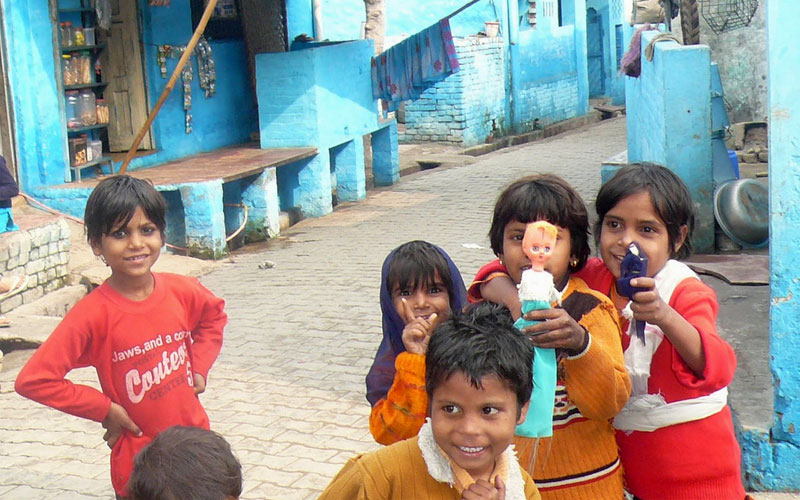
[521,308,588,353]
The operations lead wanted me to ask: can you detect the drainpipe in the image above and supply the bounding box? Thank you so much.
[501,0,516,133]
[312,0,323,40]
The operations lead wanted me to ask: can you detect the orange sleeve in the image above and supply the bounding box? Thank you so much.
[369,352,428,445]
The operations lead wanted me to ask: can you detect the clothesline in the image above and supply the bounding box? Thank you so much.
[442,0,483,21]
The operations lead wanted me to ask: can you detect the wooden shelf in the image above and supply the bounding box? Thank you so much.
[61,42,106,54]
[73,155,113,169]
[67,123,108,134]
[65,81,108,91]
[58,7,93,13]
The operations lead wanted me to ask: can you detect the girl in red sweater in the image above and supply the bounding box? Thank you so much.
[576,163,746,500]
[15,175,227,498]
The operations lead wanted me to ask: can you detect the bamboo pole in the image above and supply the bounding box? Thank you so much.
[117,0,219,175]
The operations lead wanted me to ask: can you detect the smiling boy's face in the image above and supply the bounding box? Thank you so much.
[430,372,528,481]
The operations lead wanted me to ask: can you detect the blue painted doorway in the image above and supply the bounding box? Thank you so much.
[587,7,605,97]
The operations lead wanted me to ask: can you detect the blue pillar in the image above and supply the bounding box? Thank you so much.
[371,122,399,187]
[739,2,800,490]
[179,180,227,259]
[277,154,332,218]
[241,168,281,241]
[331,139,366,202]
[625,30,713,252]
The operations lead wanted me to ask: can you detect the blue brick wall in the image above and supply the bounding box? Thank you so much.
[625,30,713,253]
[402,37,505,146]
[738,2,800,490]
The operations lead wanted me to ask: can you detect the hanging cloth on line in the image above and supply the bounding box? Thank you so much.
[371,18,460,110]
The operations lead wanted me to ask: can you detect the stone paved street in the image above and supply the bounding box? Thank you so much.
[0,117,793,499]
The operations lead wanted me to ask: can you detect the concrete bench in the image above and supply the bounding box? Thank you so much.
[43,144,317,259]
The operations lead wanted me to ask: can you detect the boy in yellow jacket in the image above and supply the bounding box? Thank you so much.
[319,302,542,500]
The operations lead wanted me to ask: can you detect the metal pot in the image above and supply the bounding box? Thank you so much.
[713,178,768,248]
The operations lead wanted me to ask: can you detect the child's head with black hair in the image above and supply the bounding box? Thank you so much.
[424,302,532,481]
[595,162,694,280]
[127,426,242,500]
[366,240,468,408]
[83,175,167,294]
[488,174,591,288]
[84,175,167,247]
[385,240,459,312]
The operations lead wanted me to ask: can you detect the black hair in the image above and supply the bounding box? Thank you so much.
[594,162,695,260]
[128,426,242,500]
[386,240,458,310]
[489,174,590,272]
[426,302,533,414]
[84,175,167,246]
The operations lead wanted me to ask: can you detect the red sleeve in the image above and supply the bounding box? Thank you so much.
[185,279,227,378]
[573,257,615,296]
[467,259,509,303]
[668,278,736,389]
[15,299,112,423]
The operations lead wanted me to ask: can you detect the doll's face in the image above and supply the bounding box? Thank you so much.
[522,225,557,272]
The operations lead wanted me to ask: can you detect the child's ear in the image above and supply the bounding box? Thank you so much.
[674,224,689,255]
[90,240,103,257]
[516,401,530,426]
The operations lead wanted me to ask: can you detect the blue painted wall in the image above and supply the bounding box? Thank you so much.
[255,40,382,217]
[2,0,69,190]
[586,0,625,104]
[256,40,377,149]
[286,0,497,43]
[625,30,713,252]
[5,0,257,193]
[402,0,589,144]
[130,3,257,170]
[401,38,505,146]
[739,2,800,490]
[512,26,579,130]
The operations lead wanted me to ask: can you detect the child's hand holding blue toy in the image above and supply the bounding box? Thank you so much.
[616,242,648,343]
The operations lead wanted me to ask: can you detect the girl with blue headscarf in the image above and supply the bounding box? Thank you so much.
[366,240,466,445]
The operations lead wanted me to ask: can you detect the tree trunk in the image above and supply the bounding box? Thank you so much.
[364,0,386,54]
[679,0,700,45]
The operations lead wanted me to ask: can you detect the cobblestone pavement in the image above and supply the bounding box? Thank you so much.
[0,117,793,499]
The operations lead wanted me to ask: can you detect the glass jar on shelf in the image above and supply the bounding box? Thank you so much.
[84,27,95,46]
[78,89,97,126]
[68,136,87,166]
[95,99,109,124]
[73,27,85,46]
[74,51,92,85]
[88,139,103,162]
[65,91,81,128]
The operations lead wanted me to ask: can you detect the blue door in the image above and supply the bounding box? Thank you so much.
[587,8,605,97]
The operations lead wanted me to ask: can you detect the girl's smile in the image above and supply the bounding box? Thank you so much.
[599,191,686,280]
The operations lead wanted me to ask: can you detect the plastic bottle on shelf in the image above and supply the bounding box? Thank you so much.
[65,91,81,128]
[62,54,76,86]
[79,89,97,126]
[60,22,73,47]
[76,52,92,84]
